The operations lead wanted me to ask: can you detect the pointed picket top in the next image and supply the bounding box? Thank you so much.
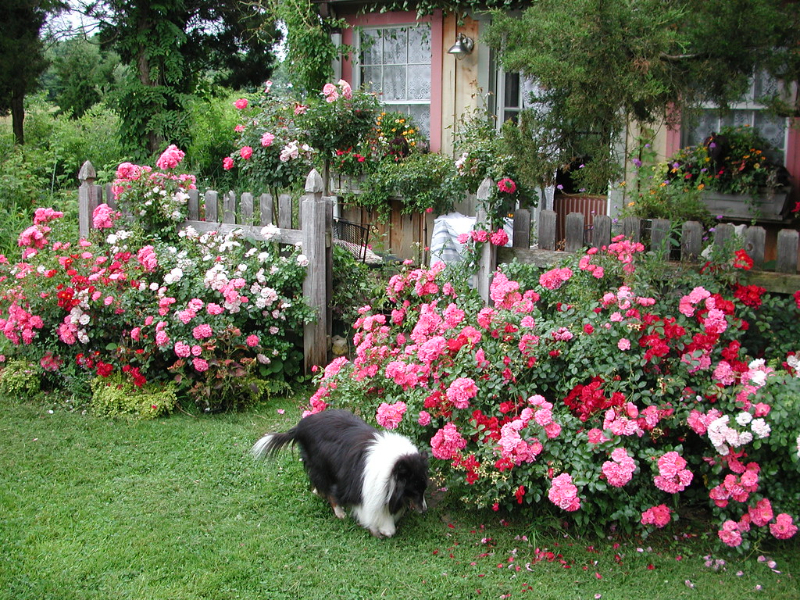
[477,176,494,201]
[305,168,324,194]
[78,160,96,184]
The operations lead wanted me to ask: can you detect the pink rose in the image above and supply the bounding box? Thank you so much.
[155,144,185,170]
[240,146,253,160]
[376,401,407,429]
[234,98,248,109]
[223,157,234,170]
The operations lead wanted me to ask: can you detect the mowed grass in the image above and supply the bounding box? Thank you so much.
[1,395,798,600]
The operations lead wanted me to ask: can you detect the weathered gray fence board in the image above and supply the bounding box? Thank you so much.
[240,192,254,224]
[593,215,612,248]
[565,213,585,253]
[650,219,671,253]
[260,193,273,226]
[777,230,799,274]
[539,210,557,250]
[512,209,531,249]
[483,202,800,295]
[744,226,766,268]
[301,170,331,369]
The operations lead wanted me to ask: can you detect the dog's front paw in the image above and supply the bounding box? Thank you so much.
[371,523,396,539]
[333,505,347,519]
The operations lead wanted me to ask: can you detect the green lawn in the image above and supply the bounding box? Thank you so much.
[1,395,798,600]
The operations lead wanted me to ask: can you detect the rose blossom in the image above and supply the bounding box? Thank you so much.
[376,401,407,429]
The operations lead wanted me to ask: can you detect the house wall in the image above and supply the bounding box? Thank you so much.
[333,8,485,260]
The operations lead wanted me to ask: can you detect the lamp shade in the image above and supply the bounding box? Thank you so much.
[447,33,474,59]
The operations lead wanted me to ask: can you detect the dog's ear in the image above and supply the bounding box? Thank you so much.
[389,476,407,514]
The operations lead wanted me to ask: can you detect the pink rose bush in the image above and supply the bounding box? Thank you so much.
[112,146,196,238]
[0,199,313,412]
[303,236,800,548]
[224,80,380,192]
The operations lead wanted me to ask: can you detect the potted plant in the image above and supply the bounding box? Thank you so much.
[665,125,791,221]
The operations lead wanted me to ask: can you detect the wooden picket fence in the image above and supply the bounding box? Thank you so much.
[474,177,800,303]
[77,161,333,373]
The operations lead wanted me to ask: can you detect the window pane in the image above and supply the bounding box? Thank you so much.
[754,112,787,163]
[683,111,719,146]
[408,25,432,64]
[407,65,431,100]
[408,104,431,139]
[382,65,407,101]
[382,29,406,65]
[753,70,780,99]
[504,72,521,109]
[360,30,381,65]
[360,66,381,90]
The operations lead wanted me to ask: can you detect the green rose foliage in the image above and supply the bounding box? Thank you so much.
[305,238,800,548]
[294,81,381,160]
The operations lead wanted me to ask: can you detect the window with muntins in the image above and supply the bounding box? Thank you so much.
[356,24,432,138]
[681,71,788,165]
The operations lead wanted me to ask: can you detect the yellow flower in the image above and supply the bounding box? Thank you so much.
[620,181,627,187]
[627,201,635,207]
[697,183,705,191]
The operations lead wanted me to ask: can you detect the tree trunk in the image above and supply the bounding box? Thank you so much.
[11,87,25,145]
[135,48,162,154]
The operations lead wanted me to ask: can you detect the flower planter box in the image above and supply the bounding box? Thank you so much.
[701,188,791,222]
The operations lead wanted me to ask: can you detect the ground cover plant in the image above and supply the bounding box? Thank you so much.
[1,396,799,600]
[306,237,800,552]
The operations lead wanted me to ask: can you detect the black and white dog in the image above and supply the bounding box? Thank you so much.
[251,409,428,538]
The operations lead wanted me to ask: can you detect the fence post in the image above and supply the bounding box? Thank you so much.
[78,160,99,239]
[650,219,671,255]
[302,169,330,372]
[744,226,766,269]
[476,177,496,305]
[622,217,642,242]
[592,215,612,248]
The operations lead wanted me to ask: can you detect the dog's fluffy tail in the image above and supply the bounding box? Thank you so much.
[250,430,296,459]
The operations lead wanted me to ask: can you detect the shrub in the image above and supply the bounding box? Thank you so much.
[90,373,178,418]
[306,237,800,549]
[0,157,314,411]
[0,359,41,398]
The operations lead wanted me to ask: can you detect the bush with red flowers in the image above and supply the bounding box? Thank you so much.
[0,167,314,412]
[305,235,800,549]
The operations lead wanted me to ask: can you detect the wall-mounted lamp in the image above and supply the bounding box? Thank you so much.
[447,33,474,59]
